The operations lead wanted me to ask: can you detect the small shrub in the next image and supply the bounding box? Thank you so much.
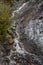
[0,2,11,41]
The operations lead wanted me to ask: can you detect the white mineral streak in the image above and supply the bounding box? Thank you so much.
[11,2,27,18]
[11,1,29,53]
[14,38,28,54]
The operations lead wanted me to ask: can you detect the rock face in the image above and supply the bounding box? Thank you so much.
[16,0,43,51]
[15,0,43,64]
[0,0,43,65]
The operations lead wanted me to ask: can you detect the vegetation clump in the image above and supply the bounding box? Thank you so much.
[0,2,11,42]
[0,0,18,43]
